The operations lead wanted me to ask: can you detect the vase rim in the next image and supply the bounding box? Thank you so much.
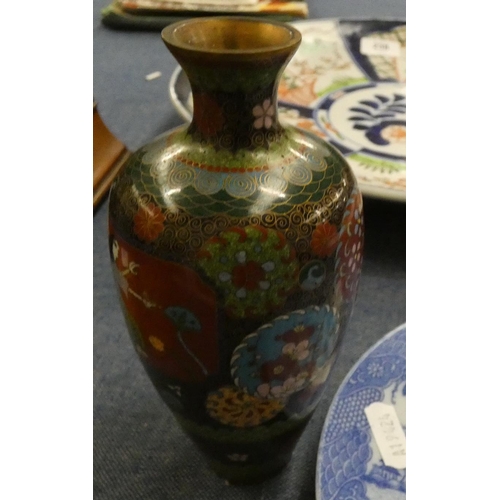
[161,16,302,57]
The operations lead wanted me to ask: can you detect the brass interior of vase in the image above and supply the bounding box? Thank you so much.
[162,17,301,54]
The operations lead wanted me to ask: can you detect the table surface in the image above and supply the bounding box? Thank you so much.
[93,1,406,498]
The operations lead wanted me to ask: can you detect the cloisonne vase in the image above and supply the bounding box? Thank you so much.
[108,17,364,484]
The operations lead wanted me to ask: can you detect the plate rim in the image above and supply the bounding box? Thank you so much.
[315,322,406,500]
[169,65,192,123]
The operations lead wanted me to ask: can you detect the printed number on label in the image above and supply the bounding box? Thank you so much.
[364,402,406,469]
[360,37,401,57]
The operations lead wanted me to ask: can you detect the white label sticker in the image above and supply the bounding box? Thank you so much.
[360,37,401,57]
[364,402,406,469]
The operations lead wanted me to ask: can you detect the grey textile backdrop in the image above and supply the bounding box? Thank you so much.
[93,1,406,498]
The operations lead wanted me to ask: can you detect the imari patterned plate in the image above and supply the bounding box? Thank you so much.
[169,19,406,202]
[316,324,406,500]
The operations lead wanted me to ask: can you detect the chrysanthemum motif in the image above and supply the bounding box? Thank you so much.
[197,225,298,318]
[206,386,283,428]
[311,222,339,257]
[231,305,339,400]
[253,98,275,129]
[133,202,165,242]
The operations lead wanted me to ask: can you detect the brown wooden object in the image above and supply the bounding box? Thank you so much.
[93,103,130,208]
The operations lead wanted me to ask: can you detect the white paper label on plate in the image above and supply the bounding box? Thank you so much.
[360,37,401,57]
[364,402,406,469]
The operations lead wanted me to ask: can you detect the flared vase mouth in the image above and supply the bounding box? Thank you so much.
[161,16,301,58]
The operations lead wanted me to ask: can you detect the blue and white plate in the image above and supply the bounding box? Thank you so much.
[316,323,406,500]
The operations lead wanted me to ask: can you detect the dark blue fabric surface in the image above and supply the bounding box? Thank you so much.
[93,1,406,498]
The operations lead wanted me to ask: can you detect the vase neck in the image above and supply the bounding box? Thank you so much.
[188,69,284,150]
[162,18,301,151]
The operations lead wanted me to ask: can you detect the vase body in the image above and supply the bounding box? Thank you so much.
[108,17,364,484]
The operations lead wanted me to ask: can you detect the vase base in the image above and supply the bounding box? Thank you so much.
[209,454,291,485]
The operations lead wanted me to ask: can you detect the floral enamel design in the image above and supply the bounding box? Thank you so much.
[253,98,275,129]
[257,374,308,399]
[283,340,310,361]
[205,386,283,428]
[109,234,219,382]
[231,305,338,400]
[197,225,298,318]
[133,202,165,242]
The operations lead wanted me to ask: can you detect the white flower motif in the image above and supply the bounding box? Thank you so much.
[261,261,275,272]
[257,383,271,398]
[252,98,275,129]
[258,375,307,400]
[259,281,270,290]
[282,340,310,361]
[367,362,384,378]
[219,271,231,282]
[270,376,306,398]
